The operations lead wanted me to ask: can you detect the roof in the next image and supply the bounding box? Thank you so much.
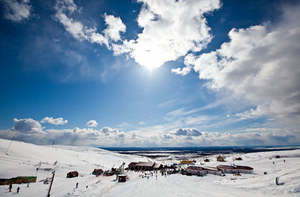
[128,162,138,167]
[68,171,78,174]
[93,169,103,173]
[136,162,154,167]
[180,160,194,164]
[217,165,253,170]
[129,161,154,167]
[202,167,220,172]
[187,166,204,171]
[153,163,162,168]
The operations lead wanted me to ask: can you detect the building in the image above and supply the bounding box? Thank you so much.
[67,171,79,178]
[118,175,127,182]
[128,162,155,171]
[92,169,103,176]
[187,166,207,176]
[217,165,253,174]
[216,155,225,162]
[153,163,163,170]
[204,158,210,162]
[235,157,242,161]
[202,167,223,176]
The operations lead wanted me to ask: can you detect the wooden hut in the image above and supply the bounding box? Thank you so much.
[216,155,225,162]
[92,169,103,176]
[67,171,79,178]
[118,175,127,182]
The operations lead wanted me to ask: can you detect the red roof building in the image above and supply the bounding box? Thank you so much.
[217,165,253,174]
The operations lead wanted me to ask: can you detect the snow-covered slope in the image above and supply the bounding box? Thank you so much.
[0,139,300,197]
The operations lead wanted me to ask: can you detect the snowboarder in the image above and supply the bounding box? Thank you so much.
[17,187,20,194]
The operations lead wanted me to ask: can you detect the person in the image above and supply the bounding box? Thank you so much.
[76,182,78,188]
[27,183,30,187]
[17,187,20,194]
[9,184,12,192]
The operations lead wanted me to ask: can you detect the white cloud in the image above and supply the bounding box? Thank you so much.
[41,117,68,125]
[2,117,300,146]
[112,0,220,68]
[86,120,98,127]
[180,5,300,128]
[103,13,126,42]
[54,0,127,49]
[2,0,31,22]
[99,127,118,135]
[11,118,43,133]
[170,128,202,137]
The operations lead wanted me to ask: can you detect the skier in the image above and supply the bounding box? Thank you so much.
[9,184,12,192]
[76,182,78,188]
[17,187,20,194]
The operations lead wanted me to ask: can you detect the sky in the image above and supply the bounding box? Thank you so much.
[0,0,299,147]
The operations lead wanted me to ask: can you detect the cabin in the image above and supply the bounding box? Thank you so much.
[217,165,253,174]
[216,155,225,162]
[92,169,103,176]
[204,158,210,162]
[118,175,127,182]
[235,157,242,161]
[67,171,79,178]
[128,162,155,171]
[186,166,207,176]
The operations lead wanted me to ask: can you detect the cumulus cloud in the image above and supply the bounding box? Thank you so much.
[99,127,118,135]
[178,5,300,127]
[41,117,68,125]
[170,128,202,137]
[86,120,98,127]
[54,0,127,48]
[103,13,126,42]
[3,117,126,146]
[112,0,220,68]
[1,117,300,146]
[1,0,31,22]
[11,118,43,133]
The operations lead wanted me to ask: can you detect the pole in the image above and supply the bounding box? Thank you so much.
[47,171,55,197]
[5,132,17,155]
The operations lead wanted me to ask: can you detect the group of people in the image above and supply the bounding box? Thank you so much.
[8,184,20,193]
[8,182,29,194]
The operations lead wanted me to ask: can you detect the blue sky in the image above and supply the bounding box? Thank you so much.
[0,0,299,147]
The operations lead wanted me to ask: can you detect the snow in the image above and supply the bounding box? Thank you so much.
[0,139,300,196]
